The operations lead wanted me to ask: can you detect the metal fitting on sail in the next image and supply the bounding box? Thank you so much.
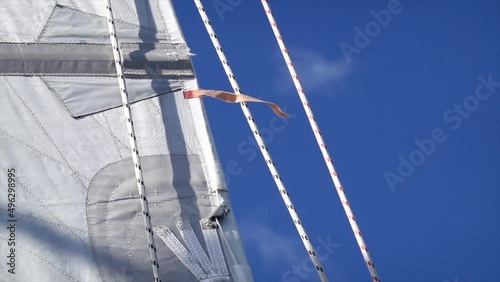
[209,204,230,222]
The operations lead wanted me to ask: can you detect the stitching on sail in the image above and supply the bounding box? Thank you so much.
[95,163,177,278]
[44,76,132,154]
[0,60,194,79]
[0,42,138,47]
[43,77,183,118]
[102,114,127,158]
[86,155,164,190]
[86,155,211,279]
[0,239,81,282]
[153,0,168,33]
[68,0,79,9]
[79,0,98,15]
[125,211,144,281]
[152,202,176,218]
[0,129,89,189]
[0,209,89,238]
[0,166,67,226]
[88,163,167,279]
[52,3,165,32]
[36,4,59,42]
[44,77,117,80]
[90,115,127,159]
[39,77,75,116]
[1,72,114,76]
[3,77,88,181]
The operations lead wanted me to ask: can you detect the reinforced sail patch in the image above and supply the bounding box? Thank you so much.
[0,43,194,77]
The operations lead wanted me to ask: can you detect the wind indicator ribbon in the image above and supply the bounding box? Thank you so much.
[184,89,288,118]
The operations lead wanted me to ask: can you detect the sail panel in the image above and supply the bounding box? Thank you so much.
[0,0,252,281]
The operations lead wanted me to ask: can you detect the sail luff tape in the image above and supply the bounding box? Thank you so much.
[261,1,380,281]
[183,89,288,118]
[104,1,160,281]
[193,1,328,281]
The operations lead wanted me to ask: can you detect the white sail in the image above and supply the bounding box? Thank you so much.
[0,1,252,281]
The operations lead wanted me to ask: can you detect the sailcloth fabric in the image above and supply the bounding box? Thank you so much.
[0,1,252,281]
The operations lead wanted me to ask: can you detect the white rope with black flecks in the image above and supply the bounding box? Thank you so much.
[261,1,380,281]
[103,1,160,281]
[192,1,328,281]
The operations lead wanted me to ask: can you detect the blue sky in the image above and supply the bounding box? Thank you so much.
[174,1,500,281]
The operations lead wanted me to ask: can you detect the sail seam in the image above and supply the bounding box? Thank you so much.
[3,77,90,183]
[0,167,67,226]
[40,76,129,159]
[36,4,59,42]
[0,129,89,188]
[51,4,163,31]
[153,0,168,33]
[0,208,88,237]
[0,238,81,282]
[91,115,127,159]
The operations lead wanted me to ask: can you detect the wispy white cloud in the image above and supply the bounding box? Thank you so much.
[238,207,346,281]
[239,208,302,268]
[273,48,352,95]
[245,224,301,265]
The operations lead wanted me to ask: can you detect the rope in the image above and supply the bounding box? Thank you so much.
[103,1,161,281]
[193,1,328,281]
[260,1,380,281]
